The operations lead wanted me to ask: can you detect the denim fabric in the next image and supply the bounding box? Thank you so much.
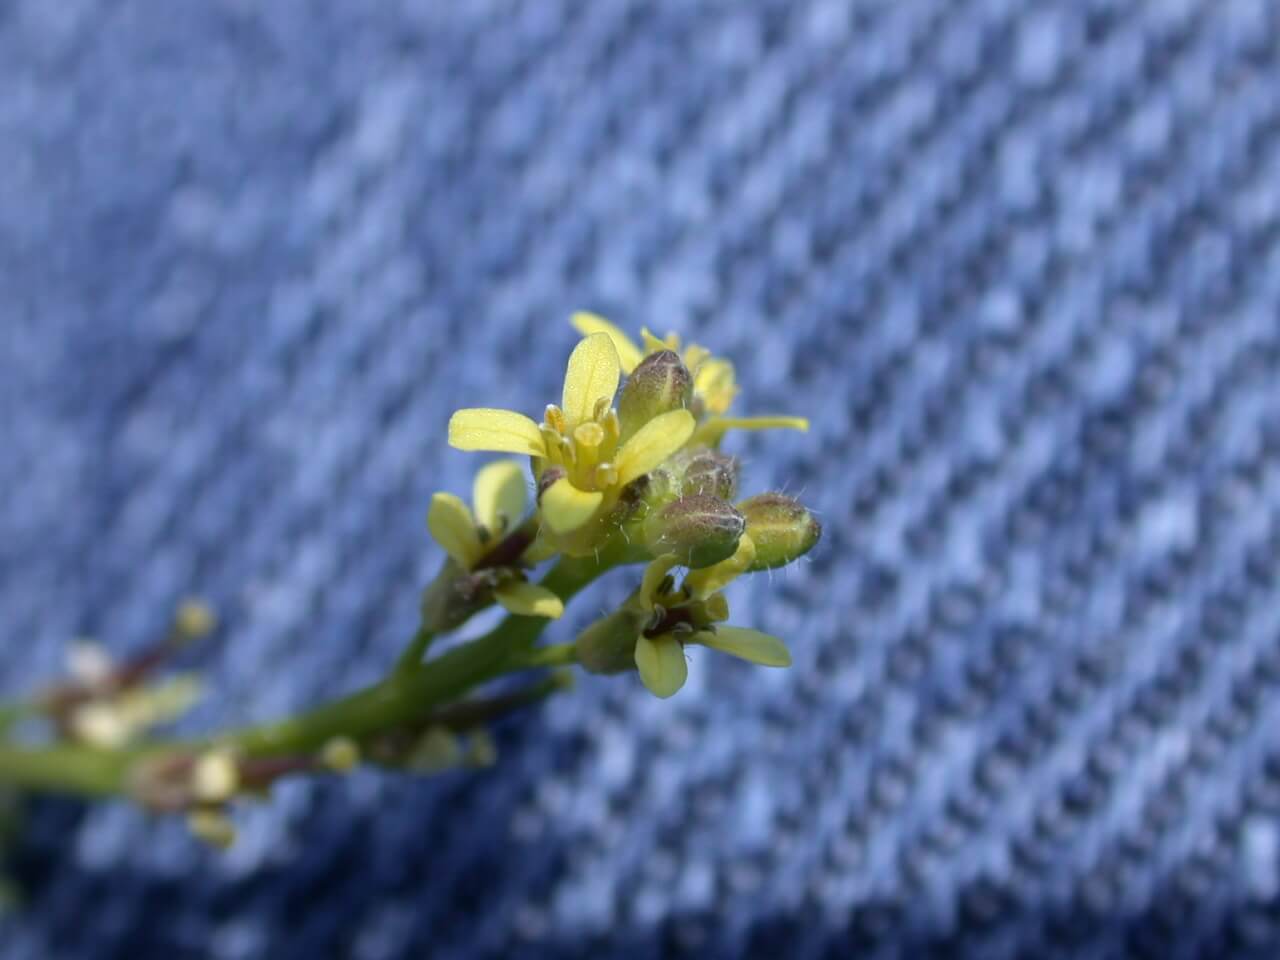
[2,1,1279,957]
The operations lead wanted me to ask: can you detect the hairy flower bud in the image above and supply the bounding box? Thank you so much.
[575,609,646,674]
[678,449,740,500]
[641,494,745,569]
[737,493,821,570]
[617,350,693,439]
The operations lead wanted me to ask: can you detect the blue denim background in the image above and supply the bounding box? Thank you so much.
[2,1,1280,957]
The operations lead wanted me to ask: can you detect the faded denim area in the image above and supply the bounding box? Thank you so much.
[2,1,1280,958]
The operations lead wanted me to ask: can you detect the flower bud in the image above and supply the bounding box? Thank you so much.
[191,748,240,803]
[187,809,237,849]
[321,737,361,773]
[737,493,821,570]
[406,726,462,773]
[678,449,740,500]
[575,609,645,674]
[617,350,692,438]
[641,494,745,569]
[173,599,217,643]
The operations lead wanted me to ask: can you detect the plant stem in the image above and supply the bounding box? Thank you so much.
[519,643,578,669]
[0,549,616,800]
[394,624,437,675]
[0,744,134,798]
[232,553,607,757]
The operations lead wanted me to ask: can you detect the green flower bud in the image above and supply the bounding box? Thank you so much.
[617,350,693,439]
[737,493,821,571]
[575,609,645,674]
[641,494,745,569]
[678,449,740,500]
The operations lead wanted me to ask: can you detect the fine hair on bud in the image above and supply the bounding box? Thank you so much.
[737,493,822,571]
[641,494,745,569]
[678,449,740,500]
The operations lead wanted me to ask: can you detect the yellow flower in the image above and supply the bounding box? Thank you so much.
[630,536,791,698]
[426,460,564,618]
[570,312,809,446]
[449,334,695,549]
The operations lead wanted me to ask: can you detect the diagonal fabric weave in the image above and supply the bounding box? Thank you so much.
[2,1,1280,957]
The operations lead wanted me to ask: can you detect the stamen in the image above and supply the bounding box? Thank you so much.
[602,410,621,448]
[539,425,564,464]
[558,435,576,467]
[543,404,567,434]
[594,463,619,489]
[573,422,605,473]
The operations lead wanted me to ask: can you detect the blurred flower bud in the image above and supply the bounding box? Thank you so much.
[406,727,462,773]
[321,737,361,773]
[173,599,217,643]
[575,609,645,675]
[617,350,692,438]
[191,748,240,803]
[463,730,497,768]
[678,449,740,500]
[641,494,745,568]
[737,493,821,570]
[187,809,236,849]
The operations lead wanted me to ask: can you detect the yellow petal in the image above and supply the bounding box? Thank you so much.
[702,592,730,622]
[640,327,680,354]
[427,492,483,567]
[684,534,757,599]
[693,415,810,447]
[561,333,621,428]
[449,409,547,457]
[695,627,791,667]
[682,343,711,372]
[614,409,696,485]
[540,477,604,534]
[570,312,644,373]
[634,634,688,698]
[639,553,682,612]
[472,459,528,534]
[494,581,564,618]
[693,358,739,414]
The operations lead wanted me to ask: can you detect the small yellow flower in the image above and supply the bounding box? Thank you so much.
[570,312,809,446]
[630,536,791,698]
[449,333,696,549]
[427,459,564,618]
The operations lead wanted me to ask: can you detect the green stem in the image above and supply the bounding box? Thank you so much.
[0,744,134,798]
[394,624,437,675]
[233,553,606,757]
[519,643,578,670]
[0,702,33,737]
[0,550,616,799]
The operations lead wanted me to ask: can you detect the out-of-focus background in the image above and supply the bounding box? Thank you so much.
[2,1,1280,957]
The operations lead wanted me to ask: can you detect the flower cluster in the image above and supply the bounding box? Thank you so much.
[440,314,820,697]
[0,313,822,853]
